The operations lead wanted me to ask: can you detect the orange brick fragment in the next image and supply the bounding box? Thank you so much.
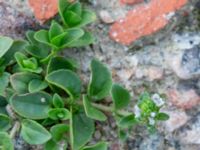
[110,0,188,45]
[29,0,58,23]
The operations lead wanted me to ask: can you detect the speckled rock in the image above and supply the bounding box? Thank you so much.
[167,88,200,109]
[178,113,200,144]
[171,45,200,79]
[139,133,164,150]
[161,109,189,132]
[0,2,37,38]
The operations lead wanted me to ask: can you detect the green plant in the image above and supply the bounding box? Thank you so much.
[0,0,169,150]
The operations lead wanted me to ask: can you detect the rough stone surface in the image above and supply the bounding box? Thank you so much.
[167,89,200,109]
[0,1,37,38]
[161,109,189,132]
[178,113,200,145]
[170,45,200,79]
[139,133,164,150]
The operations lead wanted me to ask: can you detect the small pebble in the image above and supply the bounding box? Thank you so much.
[94,130,101,140]
[99,10,114,24]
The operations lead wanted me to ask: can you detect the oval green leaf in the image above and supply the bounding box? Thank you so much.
[58,0,71,25]
[88,59,112,100]
[78,10,96,27]
[67,1,82,16]
[50,124,69,141]
[0,132,14,150]
[156,113,170,121]
[53,93,64,108]
[70,109,94,150]
[0,114,11,131]
[67,32,95,48]
[81,142,108,150]
[10,92,52,119]
[0,36,13,58]
[61,28,84,48]
[34,30,51,46]
[47,56,78,74]
[64,11,82,27]
[0,72,10,96]
[46,69,81,100]
[83,95,107,121]
[119,114,137,129]
[49,21,64,40]
[28,79,48,93]
[21,119,51,145]
[10,72,40,94]
[44,140,64,150]
[111,83,131,110]
[25,45,50,59]
[0,96,8,115]
[3,40,28,65]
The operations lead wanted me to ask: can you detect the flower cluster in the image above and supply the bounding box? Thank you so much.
[133,92,168,131]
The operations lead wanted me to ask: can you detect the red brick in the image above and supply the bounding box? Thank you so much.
[29,0,58,23]
[110,0,188,45]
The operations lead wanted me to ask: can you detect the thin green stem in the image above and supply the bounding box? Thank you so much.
[40,49,57,64]
[77,101,131,117]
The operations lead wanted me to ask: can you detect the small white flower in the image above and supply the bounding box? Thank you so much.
[148,117,155,125]
[150,112,156,118]
[151,93,165,107]
[134,105,141,118]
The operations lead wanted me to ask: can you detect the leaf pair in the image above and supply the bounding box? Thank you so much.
[10,72,47,94]
[46,58,113,101]
[58,0,96,28]
[35,21,84,50]
[46,69,81,100]
[84,59,131,121]
[25,31,51,60]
